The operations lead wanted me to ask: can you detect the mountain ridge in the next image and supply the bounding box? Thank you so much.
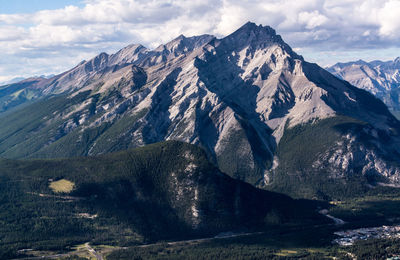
[0,22,400,198]
[327,57,400,111]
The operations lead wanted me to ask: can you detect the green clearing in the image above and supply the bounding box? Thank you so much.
[0,141,399,259]
[49,179,75,193]
[0,141,325,259]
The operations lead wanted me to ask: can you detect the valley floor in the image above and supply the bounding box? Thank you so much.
[15,220,400,259]
[14,193,400,259]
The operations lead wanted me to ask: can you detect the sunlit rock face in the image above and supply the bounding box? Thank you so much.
[1,22,400,190]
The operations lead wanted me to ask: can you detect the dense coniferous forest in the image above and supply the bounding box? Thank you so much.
[0,141,326,259]
[1,20,400,260]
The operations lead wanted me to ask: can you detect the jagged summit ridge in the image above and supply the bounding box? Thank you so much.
[229,21,278,41]
[220,22,300,60]
[230,22,282,43]
[0,22,400,193]
[154,34,215,54]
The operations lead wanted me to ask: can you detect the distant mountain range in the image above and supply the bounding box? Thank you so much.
[0,22,400,200]
[0,77,26,85]
[0,74,55,86]
[327,58,400,112]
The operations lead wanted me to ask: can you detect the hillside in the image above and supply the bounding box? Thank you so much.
[0,77,47,113]
[0,22,400,198]
[0,141,324,259]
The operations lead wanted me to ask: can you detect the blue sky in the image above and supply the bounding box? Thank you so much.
[0,0,84,14]
[0,0,400,83]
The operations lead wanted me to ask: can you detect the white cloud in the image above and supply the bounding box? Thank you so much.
[298,11,328,29]
[0,0,400,79]
[378,0,400,38]
[0,13,31,24]
[0,26,27,41]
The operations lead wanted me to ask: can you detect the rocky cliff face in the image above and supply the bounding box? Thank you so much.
[327,58,400,111]
[1,22,400,196]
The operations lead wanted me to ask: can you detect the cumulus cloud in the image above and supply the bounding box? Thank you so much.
[0,0,400,80]
[298,11,328,29]
[378,0,400,38]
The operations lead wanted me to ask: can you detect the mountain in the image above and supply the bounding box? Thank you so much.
[327,58,400,111]
[0,141,324,258]
[0,77,47,113]
[0,77,25,85]
[1,22,400,199]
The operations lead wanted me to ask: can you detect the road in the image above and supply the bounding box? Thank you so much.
[319,209,346,225]
[13,232,263,259]
[13,243,104,260]
[85,242,103,260]
[27,192,85,201]
[134,231,265,249]
[14,220,345,260]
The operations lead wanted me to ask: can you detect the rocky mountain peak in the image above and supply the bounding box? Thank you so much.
[355,59,367,64]
[331,59,369,70]
[154,34,214,55]
[240,21,277,35]
[108,43,148,65]
[2,22,400,194]
[222,22,283,49]
[217,22,301,64]
[84,52,109,72]
[137,34,214,67]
